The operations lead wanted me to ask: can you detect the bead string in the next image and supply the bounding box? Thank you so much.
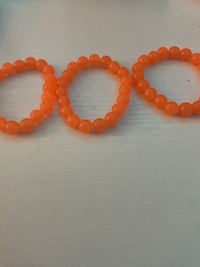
[0,47,199,135]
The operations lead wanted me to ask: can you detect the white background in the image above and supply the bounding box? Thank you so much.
[0,0,200,266]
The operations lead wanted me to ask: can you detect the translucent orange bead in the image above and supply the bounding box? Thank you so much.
[42,92,55,103]
[148,51,159,64]
[190,53,200,67]
[117,94,130,105]
[56,86,66,97]
[14,60,26,73]
[5,121,20,135]
[43,65,55,74]
[179,102,193,117]
[133,72,144,85]
[169,46,181,59]
[0,70,4,81]
[119,84,131,95]
[36,59,48,71]
[117,67,129,78]
[154,95,167,109]
[77,56,89,69]
[60,106,73,119]
[164,102,179,116]
[44,74,57,84]
[157,47,169,60]
[40,102,53,115]
[25,57,37,70]
[138,55,149,66]
[78,120,92,134]
[30,110,44,124]
[100,56,112,69]
[137,80,149,94]
[43,82,57,94]
[89,54,101,67]
[121,76,133,86]
[93,118,107,133]
[193,101,200,115]
[58,96,70,107]
[180,48,192,61]
[68,62,79,74]
[0,117,7,131]
[112,103,125,116]
[105,112,119,126]
[62,69,74,82]
[67,114,80,128]
[144,88,157,102]
[108,61,120,74]
[20,118,35,133]
[132,62,144,73]
[2,63,15,76]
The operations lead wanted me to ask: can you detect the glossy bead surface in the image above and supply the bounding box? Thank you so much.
[193,101,200,115]
[0,117,7,131]
[157,47,169,60]
[77,56,89,69]
[169,46,181,59]
[148,51,159,64]
[180,48,192,61]
[5,121,20,135]
[138,55,149,66]
[89,54,100,67]
[101,56,112,69]
[2,63,15,76]
[144,88,157,102]
[60,106,73,118]
[30,110,44,123]
[68,62,79,74]
[105,112,118,126]
[67,115,80,128]
[108,61,120,74]
[25,57,37,70]
[78,120,92,134]
[154,95,167,109]
[137,80,149,94]
[40,102,53,115]
[14,60,26,73]
[179,102,193,117]
[164,102,179,116]
[20,118,35,133]
[93,118,107,133]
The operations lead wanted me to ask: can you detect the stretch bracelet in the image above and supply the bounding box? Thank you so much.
[0,58,57,135]
[57,54,132,134]
[132,46,200,116]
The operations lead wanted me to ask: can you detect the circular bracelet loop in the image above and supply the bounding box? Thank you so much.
[0,57,57,135]
[132,46,200,117]
[57,54,132,134]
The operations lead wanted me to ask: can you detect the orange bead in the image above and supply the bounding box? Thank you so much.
[67,114,80,128]
[144,88,157,102]
[112,103,125,116]
[164,102,179,116]
[193,101,200,115]
[77,56,89,69]
[43,82,57,94]
[138,55,149,66]
[58,96,70,107]
[40,102,53,115]
[0,69,4,81]
[36,59,48,71]
[148,51,159,64]
[100,56,112,69]
[57,77,68,88]
[117,94,130,105]
[60,106,73,118]
[105,112,119,126]
[0,117,7,131]
[179,102,193,117]
[137,80,149,94]
[119,84,131,95]
[62,69,74,82]
[68,62,79,74]
[117,67,129,78]
[5,121,20,135]
[43,65,55,74]
[93,118,107,133]
[190,53,200,67]
[78,120,92,134]
[44,74,57,84]
[180,48,192,61]
[20,118,35,133]
[154,95,167,109]
[56,86,67,97]
[121,76,133,86]
[157,47,169,60]
[132,62,144,73]
[89,54,100,67]
[42,92,55,103]
[133,72,144,85]
[25,57,37,70]
[14,60,26,73]
[169,46,181,59]
[108,61,120,74]
[30,109,44,123]
[2,63,15,76]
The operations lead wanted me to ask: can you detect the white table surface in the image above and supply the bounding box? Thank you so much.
[0,0,200,266]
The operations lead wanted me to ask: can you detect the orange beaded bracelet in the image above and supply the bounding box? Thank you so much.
[132,46,200,116]
[57,54,132,134]
[0,57,57,135]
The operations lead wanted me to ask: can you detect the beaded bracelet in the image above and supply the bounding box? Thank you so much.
[57,54,132,134]
[132,46,200,116]
[0,58,57,135]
